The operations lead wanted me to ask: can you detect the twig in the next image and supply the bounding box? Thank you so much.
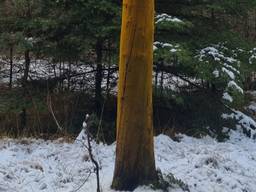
[72,171,92,192]
[84,115,101,192]
[75,115,101,192]
[47,94,63,131]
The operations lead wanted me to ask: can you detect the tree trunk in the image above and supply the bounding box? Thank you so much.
[95,40,103,116]
[9,47,13,89]
[23,50,30,87]
[106,42,112,99]
[67,60,71,90]
[20,50,30,137]
[159,60,164,96]
[154,63,159,95]
[160,71,164,96]
[112,0,157,190]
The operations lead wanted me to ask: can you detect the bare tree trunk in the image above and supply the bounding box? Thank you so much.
[95,40,103,116]
[9,47,13,89]
[68,60,71,91]
[160,71,164,96]
[112,0,157,190]
[154,63,159,95]
[19,50,31,136]
[58,58,63,91]
[159,60,164,96]
[106,42,112,99]
[23,50,30,87]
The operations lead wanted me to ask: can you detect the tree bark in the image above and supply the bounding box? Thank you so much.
[95,40,103,116]
[160,71,164,96]
[9,47,13,89]
[67,60,71,90]
[112,0,157,190]
[154,63,159,95]
[23,50,30,87]
[106,41,112,99]
[20,50,30,136]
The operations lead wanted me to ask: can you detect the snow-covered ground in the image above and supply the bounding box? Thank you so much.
[0,57,189,93]
[0,130,255,192]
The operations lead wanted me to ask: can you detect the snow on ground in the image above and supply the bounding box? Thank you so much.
[248,101,256,113]
[222,110,256,139]
[0,131,255,192]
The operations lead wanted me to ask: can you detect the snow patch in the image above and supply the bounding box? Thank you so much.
[0,132,256,192]
[223,92,233,102]
[227,81,243,94]
[156,13,184,24]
